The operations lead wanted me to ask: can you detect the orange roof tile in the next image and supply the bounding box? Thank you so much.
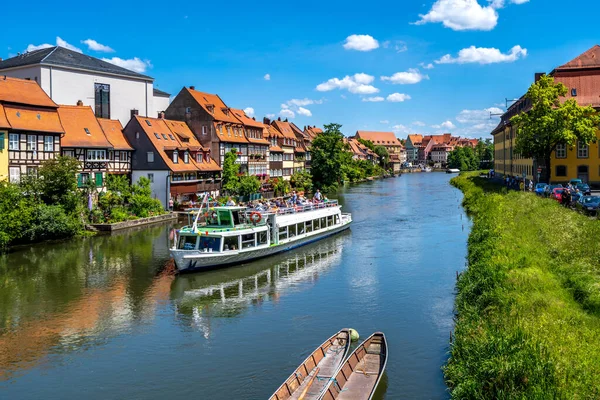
[5,105,64,133]
[197,157,221,172]
[97,118,133,151]
[164,119,203,149]
[58,106,111,148]
[356,131,401,146]
[304,126,323,139]
[0,105,10,129]
[266,124,283,138]
[0,77,58,108]
[269,145,284,152]
[185,88,241,124]
[272,120,297,139]
[215,122,249,144]
[231,108,264,129]
[556,45,600,70]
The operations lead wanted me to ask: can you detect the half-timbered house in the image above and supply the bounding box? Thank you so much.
[57,104,113,188]
[271,119,298,180]
[231,108,270,184]
[98,118,133,177]
[0,76,64,182]
[264,119,283,179]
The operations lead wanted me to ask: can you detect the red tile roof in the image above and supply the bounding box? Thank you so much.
[355,131,402,146]
[304,126,323,139]
[0,105,9,129]
[185,88,241,124]
[58,106,111,148]
[231,108,264,129]
[5,105,64,133]
[0,76,58,108]
[97,118,133,151]
[272,120,297,139]
[215,122,249,144]
[556,45,600,71]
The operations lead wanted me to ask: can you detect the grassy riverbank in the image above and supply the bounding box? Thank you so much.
[445,172,600,399]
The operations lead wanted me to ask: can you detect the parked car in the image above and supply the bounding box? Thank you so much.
[551,188,565,202]
[569,178,583,186]
[576,195,600,215]
[535,183,548,196]
[544,184,563,198]
[576,183,591,195]
[571,190,583,205]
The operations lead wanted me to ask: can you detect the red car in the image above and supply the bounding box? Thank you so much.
[551,188,564,202]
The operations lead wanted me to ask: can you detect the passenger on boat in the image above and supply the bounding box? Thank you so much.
[314,189,322,201]
[226,197,236,206]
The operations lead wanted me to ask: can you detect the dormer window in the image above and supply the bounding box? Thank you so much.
[168,134,175,140]
[219,125,223,135]
[207,105,214,113]
[154,133,161,139]
[227,126,231,136]
[222,108,229,116]
[162,134,168,140]
[184,151,189,164]
[173,151,178,164]
[196,153,202,163]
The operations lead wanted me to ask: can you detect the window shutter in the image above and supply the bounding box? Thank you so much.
[0,133,4,151]
[77,173,83,188]
[95,172,103,187]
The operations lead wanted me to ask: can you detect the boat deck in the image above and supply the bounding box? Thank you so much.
[336,352,382,400]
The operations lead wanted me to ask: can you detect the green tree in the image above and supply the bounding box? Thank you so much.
[129,177,163,218]
[222,149,240,194]
[290,170,313,193]
[0,182,34,250]
[512,74,600,183]
[238,175,261,197]
[374,145,389,169]
[37,156,81,211]
[269,178,291,197]
[356,138,375,151]
[310,123,352,190]
[448,147,479,171]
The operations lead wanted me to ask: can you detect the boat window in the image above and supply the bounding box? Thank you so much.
[258,231,268,245]
[313,218,320,230]
[279,226,288,240]
[241,233,255,249]
[305,220,313,233]
[288,224,297,238]
[219,210,233,227]
[198,236,221,252]
[334,215,340,225]
[297,222,305,235]
[327,216,333,226]
[178,235,198,250]
[232,211,241,225]
[320,217,327,229]
[223,236,239,251]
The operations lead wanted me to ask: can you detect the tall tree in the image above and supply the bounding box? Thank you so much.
[310,123,352,190]
[357,138,375,151]
[374,146,389,169]
[222,149,240,194]
[512,75,600,183]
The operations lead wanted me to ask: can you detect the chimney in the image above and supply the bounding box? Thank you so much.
[159,111,165,119]
[284,118,288,122]
[278,117,281,121]
[189,85,195,90]
[535,73,544,82]
[131,109,139,119]
[76,100,83,106]
[263,117,271,125]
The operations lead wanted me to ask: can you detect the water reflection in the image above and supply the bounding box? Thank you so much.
[0,224,175,381]
[170,234,348,338]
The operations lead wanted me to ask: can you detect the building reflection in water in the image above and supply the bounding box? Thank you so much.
[170,234,347,339]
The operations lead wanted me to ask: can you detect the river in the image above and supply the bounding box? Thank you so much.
[0,172,469,399]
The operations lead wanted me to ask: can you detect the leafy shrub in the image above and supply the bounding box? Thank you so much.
[23,204,82,242]
[238,175,261,197]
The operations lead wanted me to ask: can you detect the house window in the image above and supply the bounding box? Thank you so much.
[9,133,18,150]
[94,83,110,119]
[173,151,179,164]
[578,141,589,158]
[77,173,90,188]
[202,126,207,135]
[44,136,54,152]
[87,149,106,160]
[184,151,189,164]
[556,165,567,177]
[219,125,223,135]
[571,88,577,96]
[95,172,103,187]
[147,152,154,162]
[148,173,154,183]
[27,135,36,151]
[197,153,202,163]
[555,143,566,159]
[26,166,37,177]
[9,167,20,183]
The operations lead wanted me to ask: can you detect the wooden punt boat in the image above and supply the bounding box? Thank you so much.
[319,332,387,400]
[270,329,352,400]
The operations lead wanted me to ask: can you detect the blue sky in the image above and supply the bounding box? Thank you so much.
[2,0,599,138]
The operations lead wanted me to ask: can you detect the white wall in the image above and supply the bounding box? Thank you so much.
[132,170,170,208]
[153,95,170,115]
[1,66,43,83]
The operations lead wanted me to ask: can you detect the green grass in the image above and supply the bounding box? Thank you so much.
[444,172,600,399]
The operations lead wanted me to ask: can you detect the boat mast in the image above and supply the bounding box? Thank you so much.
[192,193,209,233]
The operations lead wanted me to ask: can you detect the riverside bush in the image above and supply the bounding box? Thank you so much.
[445,172,600,399]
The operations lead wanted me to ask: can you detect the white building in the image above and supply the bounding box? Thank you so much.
[0,46,170,126]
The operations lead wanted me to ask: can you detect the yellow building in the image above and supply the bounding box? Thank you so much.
[492,122,534,182]
[0,124,7,181]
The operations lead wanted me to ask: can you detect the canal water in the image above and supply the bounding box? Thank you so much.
[0,172,469,399]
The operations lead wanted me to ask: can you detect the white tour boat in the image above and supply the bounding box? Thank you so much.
[170,199,352,272]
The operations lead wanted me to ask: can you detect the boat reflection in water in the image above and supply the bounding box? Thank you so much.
[170,233,348,338]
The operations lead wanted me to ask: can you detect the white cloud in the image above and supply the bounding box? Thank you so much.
[264,73,271,81]
[420,62,435,70]
[280,109,295,119]
[511,0,529,3]
[316,73,379,95]
[297,107,312,117]
[362,97,385,102]
[284,98,324,107]
[383,40,408,53]
[381,68,429,84]
[432,120,456,130]
[343,34,379,51]
[392,124,410,134]
[387,93,412,102]
[243,107,255,117]
[436,45,527,65]
[380,120,390,124]
[415,0,500,31]
[81,39,114,53]
[456,107,503,123]
[27,36,82,53]
[266,113,276,119]
[101,57,151,73]
[412,121,426,126]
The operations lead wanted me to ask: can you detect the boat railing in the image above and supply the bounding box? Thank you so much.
[243,200,339,218]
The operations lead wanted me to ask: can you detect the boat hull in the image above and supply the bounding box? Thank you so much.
[171,221,351,273]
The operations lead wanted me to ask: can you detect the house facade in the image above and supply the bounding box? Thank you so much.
[492,45,600,184]
[355,131,405,173]
[346,137,377,164]
[265,121,283,178]
[272,119,298,180]
[231,108,270,181]
[405,134,423,163]
[123,115,221,207]
[0,46,169,126]
[97,118,133,176]
[165,87,249,173]
[0,77,64,183]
